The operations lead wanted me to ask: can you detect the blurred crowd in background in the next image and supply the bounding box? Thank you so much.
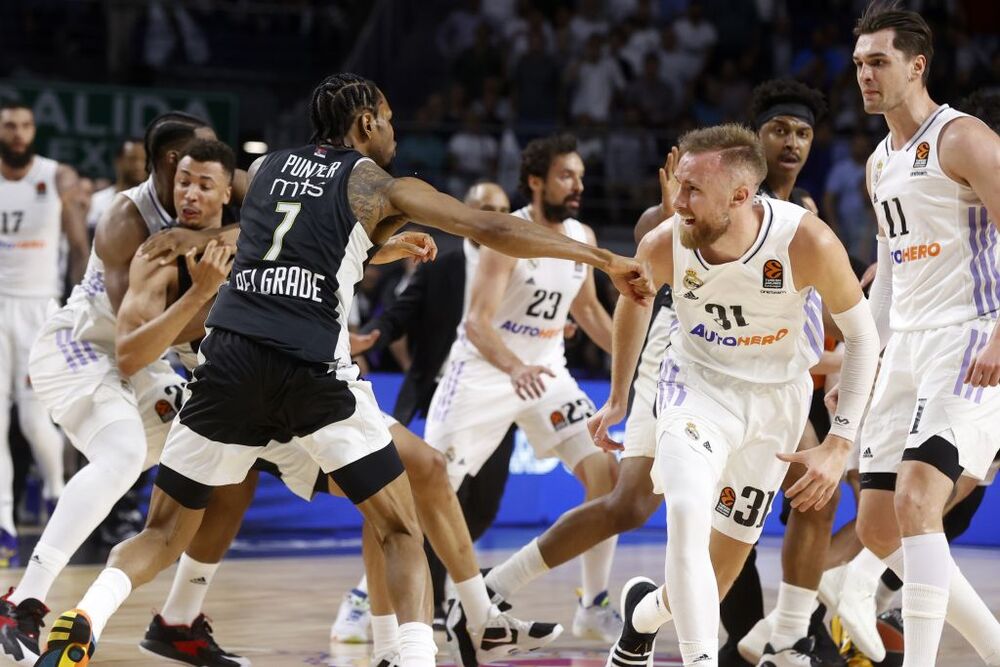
[3,0,999,379]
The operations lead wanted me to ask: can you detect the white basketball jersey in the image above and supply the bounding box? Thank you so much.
[64,175,175,345]
[450,206,589,367]
[0,156,63,298]
[671,197,823,383]
[869,105,997,331]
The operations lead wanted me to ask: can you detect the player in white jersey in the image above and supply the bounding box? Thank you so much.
[589,124,880,667]
[0,113,251,666]
[0,101,89,565]
[86,138,147,239]
[844,4,1000,666]
[426,133,624,650]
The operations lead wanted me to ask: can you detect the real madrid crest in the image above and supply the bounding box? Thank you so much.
[683,269,704,291]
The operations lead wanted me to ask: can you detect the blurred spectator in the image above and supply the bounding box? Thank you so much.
[511,27,562,130]
[506,5,555,65]
[621,0,662,74]
[605,106,657,225]
[472,77,513,126]
[625,52,678,127]
[394,105,447,185]
[823,132,876,262]
[568,0,609,53]
[446,111,499,196]
[436,0,483,60]
[453,21,504,99]
[568,34,625,125]
[672,2,717,70]
[656,25,702,96]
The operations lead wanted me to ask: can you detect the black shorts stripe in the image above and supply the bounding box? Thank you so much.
[156,464,214,510]
[860,471,897,491]
[330,441,405,504]
[901,435,963,483]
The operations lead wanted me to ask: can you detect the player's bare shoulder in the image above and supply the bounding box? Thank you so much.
[937,114,1000,187]
[788,212,848,290]
[94,192,148,264]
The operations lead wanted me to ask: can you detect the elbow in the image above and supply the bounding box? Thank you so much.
[115,344,141,378]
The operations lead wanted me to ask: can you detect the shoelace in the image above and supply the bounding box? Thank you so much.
[15,604,45,639]
[192,616,225,653]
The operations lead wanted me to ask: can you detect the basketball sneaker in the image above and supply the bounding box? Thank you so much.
[35,609,94,667]
[738,610,774,663]
[330,588,370,644]
[572,590,624,643]
[604,577,658,667]
[0,589,48,665]
[835,575,884,662]
[757,637,821,666]
[370,652,401,667]
[445,599,562,666]
[138,613,250,666]
[0,530,19,568]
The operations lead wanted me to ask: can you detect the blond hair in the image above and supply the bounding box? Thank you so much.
[678,124,768,190]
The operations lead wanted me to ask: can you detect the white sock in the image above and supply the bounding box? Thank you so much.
[0,413,16,536]
[9,542,71,604]
[632,586,672,634]
[18,399,66,499]
[371,613,399,656]
[884,545,1000,664]
[771,582,816,650]
[78,567,132,640]
[455,573,492,630]
[680,640,718,666]
[581,536,617,605]
[485,538,549,599]
[355,574,368,594]
[397,621,436,667]
[159,554,219,626]
[901,534,951,666]
[850,547,889,583]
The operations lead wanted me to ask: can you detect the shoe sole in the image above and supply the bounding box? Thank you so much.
[609,577,657,667]
[35,643,89,667]
[138,642,251,667]
[329,634,370,644]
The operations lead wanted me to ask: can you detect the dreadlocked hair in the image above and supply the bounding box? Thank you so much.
[309,73,382,144]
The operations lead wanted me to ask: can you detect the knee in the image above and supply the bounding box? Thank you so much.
[605,490,658,533]
[408,447,448,491]
[666,496,711,542]
[856,510,894,556]
[893,485,940,531]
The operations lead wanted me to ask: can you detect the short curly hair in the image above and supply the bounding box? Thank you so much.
[749,79,827,129]
[519,133,578,199]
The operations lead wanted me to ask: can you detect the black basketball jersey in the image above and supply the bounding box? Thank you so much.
[207,144,375,366]
[758,182,811,209]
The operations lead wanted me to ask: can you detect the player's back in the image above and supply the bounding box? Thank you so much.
[870,105,997,331]
[0,155,62,299]
[207,144,373,372]
[671,197,823,383]
[451,206,589,367]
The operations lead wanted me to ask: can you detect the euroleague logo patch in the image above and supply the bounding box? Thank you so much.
[913,141,930,169]
[716,486,736,517]
[550,410,568,431]
[762,259,783,289]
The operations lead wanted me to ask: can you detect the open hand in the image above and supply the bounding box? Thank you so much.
[510,363,555,400]
[144,227,212,265]
[587,401,626,452]
[186,240,234,299]
[778,435,850,511]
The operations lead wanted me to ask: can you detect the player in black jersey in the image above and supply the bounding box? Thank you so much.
[39,73,652,667]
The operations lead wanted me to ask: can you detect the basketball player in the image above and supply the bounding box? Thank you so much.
[110,145,560,667]
[86,138,147,238]
[0,101,89,565]
[591,124,880,667]
[0,114,249,667]
[38,73,650,667]
[845,3,1000,665]
[425,133,624,652]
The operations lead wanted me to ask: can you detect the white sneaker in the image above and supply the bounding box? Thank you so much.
[572,591,624,643]
[836,574,885,661]
[330,588,371,644]
[604,577,658,667]
[445,599,563,666]
[737,610,775,663]
[817,564,847,612]
[370,652,400,667]
[756,637,820,666]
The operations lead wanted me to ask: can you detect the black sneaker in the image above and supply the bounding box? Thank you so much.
[139,613,250,666]
[758,637,821,667]
[809,603,846,666]
[480,568,512,612]
[0,589,47,665]
[605,576,658,667]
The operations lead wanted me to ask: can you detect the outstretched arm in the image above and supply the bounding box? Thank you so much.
[346,160,653,304]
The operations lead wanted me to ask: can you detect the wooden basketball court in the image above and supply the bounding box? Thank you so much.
[2,537,993,665]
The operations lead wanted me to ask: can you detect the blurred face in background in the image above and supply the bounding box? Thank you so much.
[464,182,510,213]
[531,152,584,223]
[116,141,148,188]
[0,107,36,169]
[758,115,814,180]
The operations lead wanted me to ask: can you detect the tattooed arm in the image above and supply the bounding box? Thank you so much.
[346,160,654,304]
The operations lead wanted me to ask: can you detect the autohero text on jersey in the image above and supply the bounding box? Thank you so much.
[233,265,326,303]
[268,155,342,199]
